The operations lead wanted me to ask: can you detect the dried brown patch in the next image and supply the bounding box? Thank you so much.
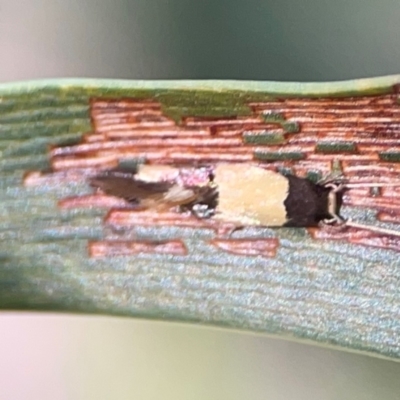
[22,89,400,256]
[89,239,187,257]
[210,238,279,258]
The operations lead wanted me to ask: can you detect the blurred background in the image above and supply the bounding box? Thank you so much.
[1,0,400,399]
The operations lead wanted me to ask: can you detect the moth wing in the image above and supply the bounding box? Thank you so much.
[90,174,199,211]
[90,175,171,203]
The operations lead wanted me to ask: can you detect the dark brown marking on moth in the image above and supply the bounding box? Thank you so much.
[284,175,334,227]
[90,173,172,203]
[89,167,216,214]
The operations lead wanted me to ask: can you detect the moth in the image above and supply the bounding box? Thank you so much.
[90,162,400,236]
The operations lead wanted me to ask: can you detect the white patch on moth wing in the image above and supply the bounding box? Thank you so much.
[177,167,213,187]
[136,164,179,182]
[162,185,197,204]
[213,163,289,227]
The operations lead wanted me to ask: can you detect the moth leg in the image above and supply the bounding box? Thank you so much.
[321,182,346,226]
[182,185,218,219]
[324,182,345,193]
[216,224,244,238]
[318,219,348,233]
[228,225,246,236]
[191,203,215,219]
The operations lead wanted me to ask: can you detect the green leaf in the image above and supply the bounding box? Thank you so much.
[1,76,400,361]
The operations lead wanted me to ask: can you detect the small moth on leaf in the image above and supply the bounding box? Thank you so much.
[90,162,400,236]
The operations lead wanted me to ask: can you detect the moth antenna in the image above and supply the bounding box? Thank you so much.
[343,182,400,189]
[344,219,400,238]
[317,172,345,186]
[318,173,400,189]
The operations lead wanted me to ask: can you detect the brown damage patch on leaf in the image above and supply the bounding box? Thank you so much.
[82,133,106,142]
[23,169,101,186]
[289,135,400,146]
[23,89,400,257]
[105,209,236,237]
[351,234,400,252]
[377,211,400,224]
[150,152,254,164]
[214,124,285,137]
[343,193,400,211]
[307,154,379,162]
[90,97,162,110]
[342,161,400,177]
[308,226,400,253]
[249,95,398,109]
[102,127,211,140]
[277,115,400,124]
[89,239,188,257]
[94,118,176,133]
[210,238,279,258]
[59,195,129,209]
[50,137,247,157]
[183,116,262,127]
[94,108,163,121]
[37,92,400,171]
[91,144,314,157]
[51,154,119,170]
